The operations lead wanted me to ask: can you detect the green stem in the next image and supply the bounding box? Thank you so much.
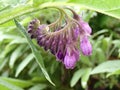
[48,9,63,28]
[43,6,72,21]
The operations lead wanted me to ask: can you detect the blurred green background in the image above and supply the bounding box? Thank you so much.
[0,0,120,90]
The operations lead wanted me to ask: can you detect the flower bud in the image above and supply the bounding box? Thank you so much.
[79,19,92,34]
[64,46,79,69]
[80,36,92,55]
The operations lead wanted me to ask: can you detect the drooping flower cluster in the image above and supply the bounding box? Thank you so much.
[28,7,92,69]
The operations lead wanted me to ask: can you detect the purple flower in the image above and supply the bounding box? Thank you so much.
[80,36,92,56]
[64,54,76,69]
[28,8,92,69]
[73,13,92,35]
[56,36,66,61]
[64,46,79,69]
[28,19,49,39]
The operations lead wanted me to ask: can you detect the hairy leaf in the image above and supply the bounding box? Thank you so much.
[69,0,120,19]
[91,60,120,75]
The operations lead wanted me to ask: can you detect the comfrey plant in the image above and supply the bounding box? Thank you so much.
[27,7,92,69]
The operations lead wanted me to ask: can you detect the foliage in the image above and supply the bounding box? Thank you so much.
[0,0,120,90]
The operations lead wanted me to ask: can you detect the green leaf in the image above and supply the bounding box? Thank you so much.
[28,62,38,75]
[112,40,120,48]
[107,69,120,77]
[50,61,59,74]
[0,3,47,24]
[1,0,21,6]
[0,78,23,90]
[9,45,25,68]
[1,0,120,25]
[0,58,8,71]
[91,60,120,75]
[106,69,120,78]
[68,0,120,19]
[0,77,33,88]
[80,54,92,66]
[9,38,27,45]
[96,48,106,63]
[70,69,84,87]
[0,85,10,90]
[101,37,112,52]
[81,68,91,89]
[0,33,22,42]
[29,84,47,90]
[14,19,55,86]
[33,0,47,7]
[15,53,34,77]
[92,29,108,38]
[2,44,17,58]
[106,70,120,78]
[0,5,32,24]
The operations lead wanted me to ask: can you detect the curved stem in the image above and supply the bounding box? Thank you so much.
[43,6,74,33]
[43,6,71,21]
[64,7,80,20]
[48,10,63,28]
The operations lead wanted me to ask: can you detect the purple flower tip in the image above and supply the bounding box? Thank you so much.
[80,36,92,56]
[56,50,64,61]
[64,55,76,69]
[79,19,92,34]
[64,47,79,69]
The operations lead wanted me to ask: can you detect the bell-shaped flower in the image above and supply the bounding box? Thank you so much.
[64,46,79,69]
[27,7,92,69]
[80,36,92,56]
[79,18,92,35]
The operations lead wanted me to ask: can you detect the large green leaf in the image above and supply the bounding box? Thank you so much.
[1,0,120,24]
[14,19,55,86]
[0,3,49,24]
[68,0,120,19]
[91,60,120,75]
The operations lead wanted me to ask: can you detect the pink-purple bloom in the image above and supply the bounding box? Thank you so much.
[79,19,92,34]
[80,36,92,56]
[64,45,79,69]
[27,8,92,69]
